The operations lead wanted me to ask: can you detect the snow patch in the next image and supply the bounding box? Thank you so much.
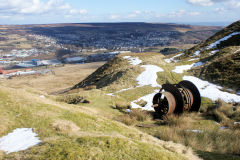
[193,50,200,56]
[209,50,219,56]
[137,65,163,87]
[131,90,159,111]
[237,91,240,95]
[207,32,240,49]
[172,64,194,73]
[193,61,204,67]
[186,129,203,133]
[188,58,200,61]
[164,53,184,63]
[0,128,41,154]
[123,56,142,65]
[183,76,240,103]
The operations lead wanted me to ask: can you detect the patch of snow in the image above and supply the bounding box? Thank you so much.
[220,126,226,130]
[164,53,184,63]
[172,64,194,73]
[209,50,219,56]
[237,91,240,95]
[207,32,240,49]
[183,76,240,103]
[193,50,200,56]
[234,49,240,54]
[126,109,131,113]
[186,129,203,133]
[131,90,159,111]
[40,95,45,98]
[115,87,134,94]
[234,122,240,125]
[137,65,163,87]
[188,58,200,61]
[123,56,142,66]
[0,128,41,154]
[106,93,114,96]
[193,61,204,67]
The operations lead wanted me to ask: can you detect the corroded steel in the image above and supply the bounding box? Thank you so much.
[152,80,201,116]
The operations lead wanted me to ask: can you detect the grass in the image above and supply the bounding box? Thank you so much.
[0,62,105,94]
[0,85,191,160]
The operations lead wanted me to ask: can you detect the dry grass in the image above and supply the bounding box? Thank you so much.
[0,62,105,93]
[114,100,131,111]
[117,109,152,126]
[52,120,80,133]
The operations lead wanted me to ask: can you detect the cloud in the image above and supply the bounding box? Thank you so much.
[127,10,141,18]
[229,0,240,8]
[187,0,213,6]
[109,14,119,20]
[169,10,200,18]
[187,0,240,8]
[0,0,87,16]
[214,7,227,14]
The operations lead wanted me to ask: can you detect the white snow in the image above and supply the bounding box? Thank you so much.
[193,61,204,67]
[40,95,45,98]
[234,49,240,54]
[237,91,240,95]
[209,50,219,56]
[131,90,159,111]
[220,126,226,130]
[106,87,134,96]
[173,61,204,74]
[193,50,200,56]
[116,87,134,94]
[172,64,194,73]
[164,53,184,63]
[186,129,203,133]
[183,76,240,103]
[0,128,41,154]
[106,93,114,96]
[136,65,163,87]
[207,32,240,49]
[123,56,142,65]
[234,122,240,125]
[188,58,200,61]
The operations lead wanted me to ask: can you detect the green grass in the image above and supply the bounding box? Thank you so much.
[0,86,190,160]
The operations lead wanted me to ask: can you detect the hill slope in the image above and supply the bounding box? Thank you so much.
[0,85,198,160]
[180,20,240,90]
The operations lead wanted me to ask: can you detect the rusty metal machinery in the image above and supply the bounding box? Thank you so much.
[152,80,201,115]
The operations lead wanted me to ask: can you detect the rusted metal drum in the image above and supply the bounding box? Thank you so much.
[152,80,201,116]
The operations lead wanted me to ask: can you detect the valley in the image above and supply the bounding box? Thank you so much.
[0,21,240,160]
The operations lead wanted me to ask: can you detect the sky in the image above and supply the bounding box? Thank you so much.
[0,0,239,24]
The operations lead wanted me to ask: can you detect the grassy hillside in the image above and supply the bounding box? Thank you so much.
[178,20,240,90]
[0,85,196,160]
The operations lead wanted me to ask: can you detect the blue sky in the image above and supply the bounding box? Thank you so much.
[0,0,239,24]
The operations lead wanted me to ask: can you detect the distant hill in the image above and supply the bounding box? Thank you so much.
[180,20,240,90]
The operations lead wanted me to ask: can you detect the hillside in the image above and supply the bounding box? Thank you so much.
[178,20,240,90]
[70,48,240,159]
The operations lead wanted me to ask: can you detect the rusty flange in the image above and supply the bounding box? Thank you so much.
[178,80,201,112]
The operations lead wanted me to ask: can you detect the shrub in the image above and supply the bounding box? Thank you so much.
[115,101,131,111]
[136,100,147,107]
[118,115,137,126]
[129,109,151,122]
[59,95,84,104]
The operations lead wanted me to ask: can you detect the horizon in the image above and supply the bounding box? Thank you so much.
[0,0,239,25]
